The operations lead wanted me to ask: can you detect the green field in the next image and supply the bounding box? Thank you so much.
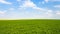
[0,19,60,34]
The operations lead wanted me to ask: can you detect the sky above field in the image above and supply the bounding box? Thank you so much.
[0,0,60,19]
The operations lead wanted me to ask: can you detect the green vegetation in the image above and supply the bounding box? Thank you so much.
[0,19,60,34]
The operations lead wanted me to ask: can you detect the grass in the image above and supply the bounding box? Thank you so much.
[0,19,60,34]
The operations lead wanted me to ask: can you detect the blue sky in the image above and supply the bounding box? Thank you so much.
[0,0,60,19]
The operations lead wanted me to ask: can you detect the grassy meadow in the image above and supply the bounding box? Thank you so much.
[0,19,60,34]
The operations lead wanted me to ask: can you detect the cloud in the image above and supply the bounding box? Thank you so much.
[8,8,15,11]
[45,10,53,17]
[0,10,6,14]
[0,0,54,19]
[50,0,60,2]
[17,0,21,2]
[0,11,5,14]
[42,1,45,4]
[44,0,60,3]
[56,11,60,15]
[0,0,12,4]
[44,0,49,3]
[54,5,60,8]
[19,0,36,8]
[19,0,47,11]
[18,0,54,18]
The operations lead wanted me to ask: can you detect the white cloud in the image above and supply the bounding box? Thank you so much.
[45,10,53,17]
[44,0,60,3]
[50,0,60,2]
[44,0,49,3]
[0,0,53,19]
[33,7,46,11]
[18,0,53,17]
[56,11,60,15]
[42,1,45,4]
[19,0,46,11]
[0,0,12,4]
[48,10,52,12]
[9,8,15,11]
[20,0,36,8]
[0,10,6,14]
[0,11,5,14]
[17,0,21,2]
[54,5,60,8]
